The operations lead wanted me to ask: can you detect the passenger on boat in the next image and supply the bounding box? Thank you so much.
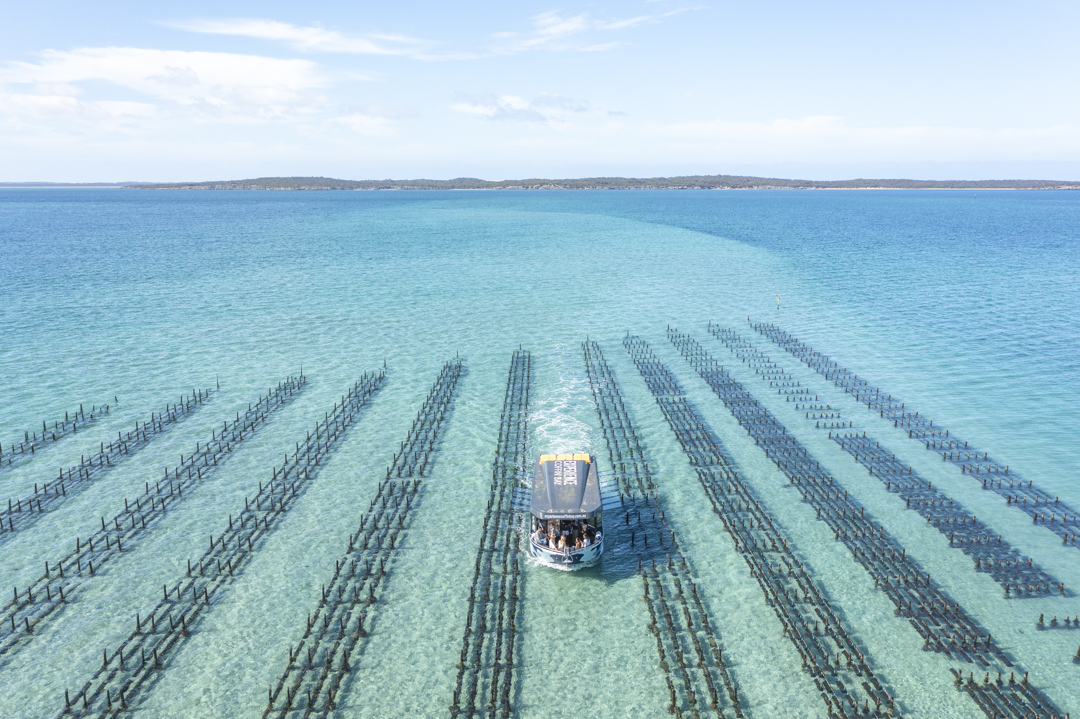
[534,519,603,553]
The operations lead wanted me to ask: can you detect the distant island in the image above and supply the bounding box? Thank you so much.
[132,175,1080,191]
[5,175,1079,190]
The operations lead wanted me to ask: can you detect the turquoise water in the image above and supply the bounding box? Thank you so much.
[0,188,1077,718]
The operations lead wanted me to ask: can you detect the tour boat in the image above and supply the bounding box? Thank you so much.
[526,453,604,567]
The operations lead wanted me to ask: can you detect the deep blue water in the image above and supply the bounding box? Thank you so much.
[0,189,1077,718]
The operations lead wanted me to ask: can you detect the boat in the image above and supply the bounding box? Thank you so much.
[526,453,604,567]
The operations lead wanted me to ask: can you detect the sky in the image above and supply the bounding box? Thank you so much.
[1,1,1079,182]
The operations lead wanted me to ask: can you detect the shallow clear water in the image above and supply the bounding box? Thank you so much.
[0,188,1077,718]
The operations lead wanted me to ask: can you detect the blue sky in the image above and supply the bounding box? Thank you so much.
[2,1,1078,181]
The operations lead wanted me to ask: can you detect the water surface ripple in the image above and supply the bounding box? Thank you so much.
[0,189,1076,718]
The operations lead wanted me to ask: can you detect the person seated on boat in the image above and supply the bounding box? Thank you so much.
[574,533,583,549]
[582,532,591,548]
[557,533,567,551]
[533,526,547,546]
[561,523,570,546]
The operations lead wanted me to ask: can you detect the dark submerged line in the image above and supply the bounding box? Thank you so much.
[709,325,1061,597]
[669,328,1064,718]
[58,371,385,718]
[751,321,1080,550]
[0,377,302,661]
[264,359,462,718]
[1,401,116,475]
[1,388,215,538]
[449,350,529,719]
[585,340,741,718]
[627,334,897,718]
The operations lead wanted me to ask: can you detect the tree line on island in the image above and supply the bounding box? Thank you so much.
[4,176,1077,190]
[129,175,1080,190]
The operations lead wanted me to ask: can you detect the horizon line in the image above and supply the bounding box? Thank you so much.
[3,173,1080,190]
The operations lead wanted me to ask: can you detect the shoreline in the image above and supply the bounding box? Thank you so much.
[2,185,1077,191]
[6,174,1080,191]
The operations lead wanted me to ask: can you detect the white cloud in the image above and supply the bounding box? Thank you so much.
[169,18,428,57]
[328,106,409,135]
[0,47,326,123]
[329,114,393,135]
[439,109,1080,166]
[493,9,691,53]
[598,16,655,30]
[0,89,160,142]
[451,95,543,122]
[527,12,592,46]
[630,115,1080,162]
[450,93,589,123]
[168,11,690,60]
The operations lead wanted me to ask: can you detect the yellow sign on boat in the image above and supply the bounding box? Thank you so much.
[539,453,590,463]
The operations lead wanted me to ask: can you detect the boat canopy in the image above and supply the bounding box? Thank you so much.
[530,453,601,520]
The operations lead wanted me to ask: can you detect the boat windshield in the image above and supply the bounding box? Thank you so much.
[530,517,602,551]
